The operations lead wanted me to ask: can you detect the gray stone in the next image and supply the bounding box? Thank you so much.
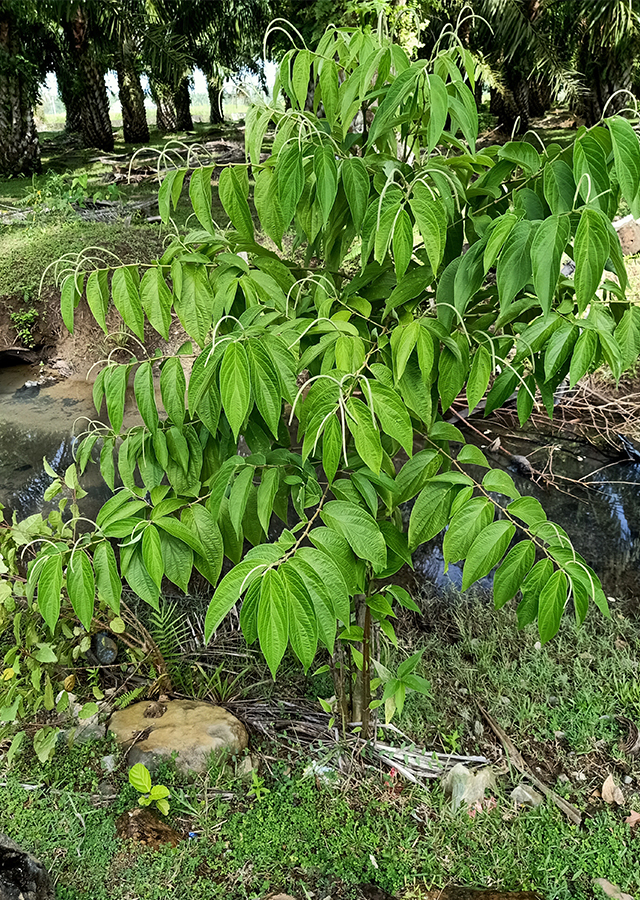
[511,784,544,808]
[93,632,117,665]
[594,878,635,900]
[101,754,117,773]
[0,833,53,900]
[108,699,248,776]
[442,763,496,810]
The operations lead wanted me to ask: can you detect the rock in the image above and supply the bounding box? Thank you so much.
[0,833,53,900]
[442,763,496,811]
[510,784,544,808]
[624,776,633,785]
[101,754,117,774]
[115,808,183,850]
[594,878,635,900]
[108,699,248,775]
[236,755,258,782]
[615,216,640,255]
[554,731,566,741]
[93,632,117,665]
[558,774,570,784]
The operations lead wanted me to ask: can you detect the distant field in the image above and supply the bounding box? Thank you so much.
[34,102,250,133]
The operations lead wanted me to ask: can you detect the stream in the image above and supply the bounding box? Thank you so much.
[1,363,639,602]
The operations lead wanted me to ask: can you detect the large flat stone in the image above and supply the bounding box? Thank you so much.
[108,699,248,775]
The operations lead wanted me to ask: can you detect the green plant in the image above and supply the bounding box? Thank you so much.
[21,171,121,214]
[10,299,39,348]
[128,762,171,815]
[247,768,271,802]
[26,21,640,742]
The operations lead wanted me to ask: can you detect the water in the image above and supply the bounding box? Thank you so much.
[1,363,639,600]
[414,430,640,601]
[0,364,110,521]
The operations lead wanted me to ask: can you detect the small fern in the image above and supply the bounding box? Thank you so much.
[148,602,190,666]
[114,684,147,710]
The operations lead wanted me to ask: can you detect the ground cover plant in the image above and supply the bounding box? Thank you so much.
[4,19,640,756]
[1,597,640,900]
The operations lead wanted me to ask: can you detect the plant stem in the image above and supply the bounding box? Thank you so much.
[361,604,372,740]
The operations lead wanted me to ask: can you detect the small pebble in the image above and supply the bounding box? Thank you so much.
[534,641,542,650]
[554,731,566,740]
[576,772,587,781]
[558,774,570,784]
[101,754,117,774]
[548,696,559,708]
[624,776,633,785]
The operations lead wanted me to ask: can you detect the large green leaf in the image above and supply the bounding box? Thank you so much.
[608,116,640,217]
[320,500,387,571]
[140,268,172,340]
[342,157,369,231]
[277,144,304,228]
[496,221,533,312]
[112,267,144,340]
[442,498,494,566]
[182,504,223,586]
[408,481,454,549]
[531,215,570,315]
[281,564,318,671]
[67,550,95,631]
[461,520,515,590]
[258,568,289,678]
[574,208,609,313]
[314,145,338,225]
[93,541,121,613]
[37,554,63,633]
[219,167,254,239]
[189,166,215,233]
[219,341,251,440]
[538,569,568,644]
[134,362,159,434]
[493,540,535,609]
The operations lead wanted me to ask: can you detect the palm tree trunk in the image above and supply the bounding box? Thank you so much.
[0,12,41,175]
[66,8,114,152]
[115,41,149,144]
[207,76,224,125]
[150,80,177,133]
[57,65,82,134]
[174,76,193,131]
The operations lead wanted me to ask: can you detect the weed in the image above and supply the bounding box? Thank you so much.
[10,300,39,347]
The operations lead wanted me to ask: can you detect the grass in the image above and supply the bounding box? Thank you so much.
[2,593,640,900]
[2,742,640,900]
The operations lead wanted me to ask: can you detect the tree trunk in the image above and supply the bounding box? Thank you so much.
[207,76,224,125]
[151,80,177,133]
[0,14,41,175]
[174,76,193,131]
[66,8,114,151]
[115,40,149,144]
[57,66,82,134]
[490,83,530,135]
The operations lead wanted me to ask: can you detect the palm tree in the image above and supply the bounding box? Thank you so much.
[58,3,114,151]
[0,1,50,175]
[571,0,640,124]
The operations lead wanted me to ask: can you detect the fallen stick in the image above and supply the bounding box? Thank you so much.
[478,704,583,826]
